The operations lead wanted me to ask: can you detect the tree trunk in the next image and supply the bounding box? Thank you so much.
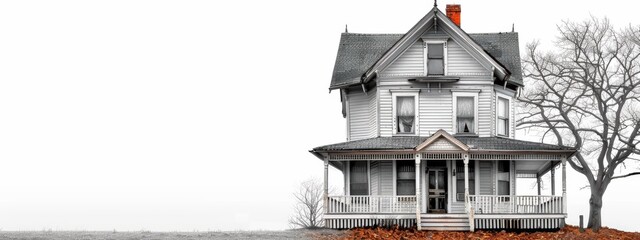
[587,190,603,232]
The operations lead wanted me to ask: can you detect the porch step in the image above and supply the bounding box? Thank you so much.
[421,226,471,231]
[421,220,469,226]
[421,214,467,218]
[420,214,470,231]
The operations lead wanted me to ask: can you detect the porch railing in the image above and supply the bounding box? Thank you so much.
[468,195,564,214]
[326,195,417,214]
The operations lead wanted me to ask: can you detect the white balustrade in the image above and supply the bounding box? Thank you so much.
[326,195,417,214]
[468,195,564,214]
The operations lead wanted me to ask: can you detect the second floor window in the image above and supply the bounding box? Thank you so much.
[456,96,475,133]
[427,44,444,75]
[396,96,415,133]
[497,97,509,136]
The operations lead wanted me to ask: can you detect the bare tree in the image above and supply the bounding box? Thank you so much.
[519,16,640,231]
[289,178,324,229]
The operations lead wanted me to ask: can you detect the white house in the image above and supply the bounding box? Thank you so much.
[310,4,576,231]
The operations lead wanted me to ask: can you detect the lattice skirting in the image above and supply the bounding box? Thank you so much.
[475,218,565,230]
[325,218,416,229]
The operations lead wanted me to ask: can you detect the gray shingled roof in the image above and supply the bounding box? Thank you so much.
[470,33,523,86]
[313,136,574,152]
[330,33,403,89]
[329,32,523,89]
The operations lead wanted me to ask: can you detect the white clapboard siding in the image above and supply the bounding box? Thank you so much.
[478,88,492,137]
[379,89,393,137]
[368,88,378,138]
[379,161,394,195]
[511,97,516,138]
[348,90,377,140]
[370,161,380,195]
[447,40,487,74]
[420,91,453,135]
[382,41,424,76]
[490,90,496,137]
[380,85,493,137]
[511,161,516,195]
[380,39,489,79]
[453,75,494,86]
[450,202,465,213]
[479,161,493,195]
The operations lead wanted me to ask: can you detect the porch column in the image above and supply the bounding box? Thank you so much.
[551,167,556,195]
[463,154,469,212]
[415,153,421,230]
[536,174,541,195]
[561,156,567,214]
[323,156,329,215]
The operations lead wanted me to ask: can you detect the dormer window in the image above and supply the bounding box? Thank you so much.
[422,39,447,75]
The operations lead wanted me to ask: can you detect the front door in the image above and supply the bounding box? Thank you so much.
[427,169,447,213]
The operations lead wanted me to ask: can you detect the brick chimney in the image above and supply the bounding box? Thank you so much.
[446,4,461,27]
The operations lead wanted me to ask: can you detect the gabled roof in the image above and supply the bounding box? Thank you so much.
[329,7,523,90]
[415,129,468,151]
[312,136,575,152]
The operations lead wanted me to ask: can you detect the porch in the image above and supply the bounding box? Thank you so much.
[324,194,566,230]
[311,131,575,231]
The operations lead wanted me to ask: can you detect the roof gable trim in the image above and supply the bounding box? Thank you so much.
[363,8,510,84]
[415,129,469,152]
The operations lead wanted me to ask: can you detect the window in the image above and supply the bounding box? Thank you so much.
[497,97,509,136]
[456,96,475,133]
[396,161,415,195]
[422,39,447,76]
[455,160,475,201]
[395,96,416,134]
[427,44,444,75]
[349,161,368,195]
[497,161,510,195]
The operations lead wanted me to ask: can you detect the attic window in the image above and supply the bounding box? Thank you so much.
[423,39,447,76]
[427,44,444,75]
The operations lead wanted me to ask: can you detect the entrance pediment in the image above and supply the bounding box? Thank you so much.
[415,129,469,152]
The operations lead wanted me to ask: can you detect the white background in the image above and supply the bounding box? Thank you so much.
[0,0,638,232]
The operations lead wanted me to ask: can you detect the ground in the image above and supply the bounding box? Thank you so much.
[1,226,638,240]
[315,225,640,240]
[0,229,343,240]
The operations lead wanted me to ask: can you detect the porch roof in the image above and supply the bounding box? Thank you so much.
[312,136,575,152]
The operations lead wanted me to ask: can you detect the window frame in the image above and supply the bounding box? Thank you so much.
[496,160,511,196]
[495,92,512,137]
[395,160,416,196]
[422,39,448,76]
[391,90,420,136]
[347,161,370,196]
[453,160,477,202]
[452,91,479,135]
